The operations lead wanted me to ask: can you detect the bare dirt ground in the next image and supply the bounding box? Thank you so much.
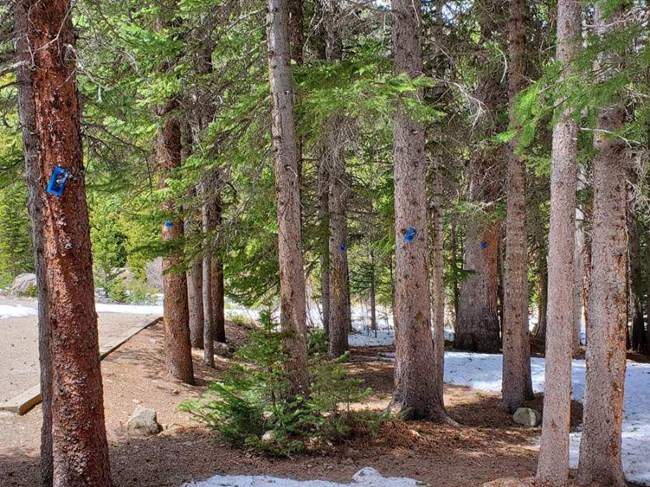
[0,321,584,487]
[0,308,158,403]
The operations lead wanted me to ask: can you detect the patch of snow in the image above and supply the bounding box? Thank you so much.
[0,304,38,319]
[377,351,649,486]
[185,467,424,487]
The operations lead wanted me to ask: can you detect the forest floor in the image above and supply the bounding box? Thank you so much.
[0,319,592,487]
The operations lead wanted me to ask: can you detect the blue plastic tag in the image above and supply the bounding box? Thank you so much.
[339,243,347,252]
[481,241,488,250]
[164,221,173,228]
[46,166,70,198]
[404,227,418,243]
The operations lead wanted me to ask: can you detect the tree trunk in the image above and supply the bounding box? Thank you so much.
[26,1,113,484]
[327,113,351,358]
[573,200,585,354]
[391,0,446,421]
[202,181,215,367]
[535,1,580,483]
[212,191,226,344]
[628,198,644,352]
[267,0,310,398]
[456,220,501,352]
[15,2,52,484]
[430,162,446,394]
[318,155,331,336]
[187,259,204,348]
[157,100,195,385]
[535,260,548,341]
[502,0,534,413]
[577,6,628,484]
[370,250,377,336]
[185,185,204,350]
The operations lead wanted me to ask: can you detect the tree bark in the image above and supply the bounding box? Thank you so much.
[502,0,534,413]
[573,213,585,352]
[212,191,226,344]
[456,220,501,352]
[628,197,645,352]
[157,100,195,385]
[186,184,205,350]
[15,1,52,484]
[577,5,628,484]
[535,1,581,483]
[26,1,113,484]
[370,250,377,335]
[534,258,548,341]
[267,0,310,398]
[318,154,331,336]
[391,0,446,421]
[430,162,446,395]
[326,113,351,358]
[456,0,506,354]
[201,181,215,367]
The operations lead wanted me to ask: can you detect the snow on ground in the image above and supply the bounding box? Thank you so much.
[378,350,649,486]
[0,304,38,319]
[186,467,422,487]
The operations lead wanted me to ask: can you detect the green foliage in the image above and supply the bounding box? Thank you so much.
[181,312,382,456]
[0,181,33,287]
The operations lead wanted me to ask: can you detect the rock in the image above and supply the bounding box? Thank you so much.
[11,273,37,297]
[483,478,534,487]
[261,430,277,442]
[126,406,161,436]
[214,341,233,357]
[513,407,542,426]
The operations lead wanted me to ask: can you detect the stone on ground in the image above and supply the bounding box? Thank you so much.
[126,406,161,436]
[512,407,541,427]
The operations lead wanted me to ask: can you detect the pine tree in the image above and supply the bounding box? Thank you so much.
[536,0,581,483]
[576,2,629,484]
[502,0,534,413]
[391,0,447,421]
[23,0,112,483]
[267,0,310,398]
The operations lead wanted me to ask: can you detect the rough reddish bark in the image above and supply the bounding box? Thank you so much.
[391,0,447,421]
[577,6,628,484]
[267,0,310,398]
[25,1,112,484]
[15,1,52,484]
[455,6,504,353]
[157,100,195,385]
[456,220,501,352]
[502,0,534,413]
[535,2,581,484]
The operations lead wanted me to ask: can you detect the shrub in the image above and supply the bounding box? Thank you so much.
[180,312,383,456]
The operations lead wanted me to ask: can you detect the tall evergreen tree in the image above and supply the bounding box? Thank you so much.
[502,0,534,413]
[536,0,581,483]
[22,0,112,483]
[391,0,447,421]
[267,0,310,398]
